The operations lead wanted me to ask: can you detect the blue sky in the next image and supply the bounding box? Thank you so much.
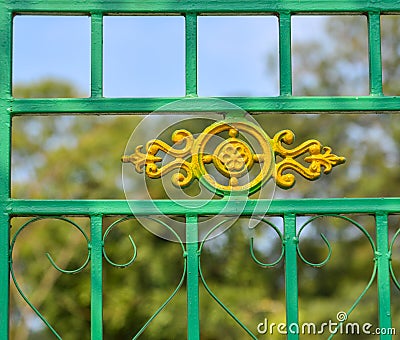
[12,15,326,98]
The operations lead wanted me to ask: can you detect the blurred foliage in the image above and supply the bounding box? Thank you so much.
[9,15,400,340]
[13,78,81,98]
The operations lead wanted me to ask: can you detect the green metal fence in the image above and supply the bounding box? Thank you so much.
[1,0,400,339]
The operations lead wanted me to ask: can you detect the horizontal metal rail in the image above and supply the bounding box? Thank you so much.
[5,0,400,14]
[5,96,400,115]
[7,198,400,215]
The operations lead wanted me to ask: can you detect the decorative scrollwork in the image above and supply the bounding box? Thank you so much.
[296,215,377,339]
[122,119,345,195]
[10,217,91,340]
[103,217,137,268]
[198,218,258,339]
[123,129,195,188]
[249,218,285,267]
[296,217,332,268]
[297,215,376,267]
[117,217,186,339]
[273,130,346,189]
[123,120,273,196]
[389,227,400,290]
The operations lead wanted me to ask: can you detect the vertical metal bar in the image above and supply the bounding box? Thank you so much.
[185,13,198,97]
[0,10,12,189]
[279,12,292,96]
[0,8,12,100]
[284,213,299,340]
[375,213,392,339]
[186,214,200,340]
[90,214,103,339]
[368,12,383,96]
[0,113,11,340]
[0,7,13,339]
[91,13,104,98]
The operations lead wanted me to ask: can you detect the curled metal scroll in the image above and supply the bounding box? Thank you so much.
[389,227,400,290]
[249,218,285,267]
[296,215,377,339]
[10,217,91,340]
[296,216,332,268]
[128,217,186,340]
[198,218,258,339]
[103,217,137,268]
[297,215,376,267]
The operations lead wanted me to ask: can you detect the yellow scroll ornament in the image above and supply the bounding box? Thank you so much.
[122,120,345,196]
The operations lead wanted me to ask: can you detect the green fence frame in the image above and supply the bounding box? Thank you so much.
[1,0,400,339]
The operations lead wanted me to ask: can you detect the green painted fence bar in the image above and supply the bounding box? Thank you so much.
[279,12,292,96]
[0,211,9,340]
[368,12,383,96]
[6,0,400,14]
[7,197,400,216]
[185,13,198,97]
[186,214,200,340]
[90,214,104,339]
[9,96,400,115]
[376,213,392,338]
[0,5,12,340]
[0,114,11,340]
[284,214,299,340]
[91,13,104,98]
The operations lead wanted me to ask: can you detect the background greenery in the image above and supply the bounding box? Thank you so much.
[9,16,400,339]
